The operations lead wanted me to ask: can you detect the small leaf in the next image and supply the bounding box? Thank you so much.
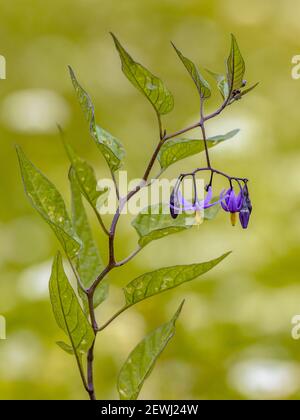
[93,125,125,173]
[111,33,174,115]
[132,203,220,248]
[172,43,211,99]
[240,82,259,98]
[206,69,229,100]
[227,34,246,95]
[118,301,184,400]
[70,169,108,309]
[57,341,74,355]
[69,66,125,172]
[64,143,109,214]
[49,252,94,359]
[158,130,239,169]
[123,253,230,306]
[16,146,80,260]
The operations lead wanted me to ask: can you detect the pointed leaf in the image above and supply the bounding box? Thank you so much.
[227,34,246,95]
[69,66,125,172]
[206,69,229,100]
[111,33,174,115]
[70,169,108,309]
[16,146,80,260]
[57,341,74,355]
[123,253,230,307]
[49,252,94,358]
[64,142,109,214]
[158,130,239,169]
[240,82,259,98]
[118,301,184,400]
[132,203,220,248]
[172,43,211,99]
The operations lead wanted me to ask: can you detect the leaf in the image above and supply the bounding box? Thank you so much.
[111,33,174,115]
[240,82,259,98]
[172,43,211,99]
[118,301,184,400]
[69,66,125,172]
[70,169,108,309]
[227,34,246,94]
[16,146,80,260]
[49,252,94,360]
[56,341,74,355]
[124,252,230,307]
[158,129,239,169]
[93,125,125,173]
[132,203,220,248]
[206,69,229,100]
[64,142,109,214]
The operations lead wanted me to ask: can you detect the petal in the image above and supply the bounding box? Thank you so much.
[177,191,195,211]
[204,186,213,204]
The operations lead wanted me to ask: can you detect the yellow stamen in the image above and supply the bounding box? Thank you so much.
[195,210,204,229]
[230,212,237,226]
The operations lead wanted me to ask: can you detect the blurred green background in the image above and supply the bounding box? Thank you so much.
[1,0,300,400]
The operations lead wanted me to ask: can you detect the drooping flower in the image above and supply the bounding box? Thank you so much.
[239,184,252,229]
[220,188,243,226]
[170,186,219,226]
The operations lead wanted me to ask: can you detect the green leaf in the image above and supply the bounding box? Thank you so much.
[69,66,125,172]
[93,125,125,173]
[132,203,220,248]
[123,252,230,307]
[64,142,109,214]
[16,146,80,260]
[158,130,239,169]
[206,69,229,100]
[240,82,259,98]
[227,34,246,94]
[70,169,108,309]
[56,341,74,355]
[172,43,211,99]
[118,301,184,400]
[111,33,174,115]
[49,252,94,359]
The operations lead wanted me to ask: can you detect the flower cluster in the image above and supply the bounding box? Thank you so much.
[170,170,252,229]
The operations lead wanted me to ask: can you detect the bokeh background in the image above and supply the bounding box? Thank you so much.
[0,0,300,400]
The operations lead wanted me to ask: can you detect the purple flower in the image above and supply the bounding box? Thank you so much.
[221,188,243,226]
[239,185,252,229]
[170,186,219,225]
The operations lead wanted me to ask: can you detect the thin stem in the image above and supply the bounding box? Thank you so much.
[66,255,86,293]
[87,342,96,400]
[111,170,120,200]
[115,246,142,267]
[97,306,129,332]
[164,121,200,141]
[200,99,211,169]
[94,209,110,236]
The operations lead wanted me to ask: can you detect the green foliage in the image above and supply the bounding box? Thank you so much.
[227,34,246,94]
[64,142,109,215]
[132,203,220,247]
[16,146,80,260]
[69,169,108,309]
[118,301,184,400]
[158,130,239,169]
[172,43,211,99]
[123,252,230,306]
[49,252,95,359]
[69,66,125,172]
[206,69,229,100]
[111,33,174,115]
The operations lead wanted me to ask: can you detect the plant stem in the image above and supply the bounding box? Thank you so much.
[83,95,234,400]
[87,342,96,400]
